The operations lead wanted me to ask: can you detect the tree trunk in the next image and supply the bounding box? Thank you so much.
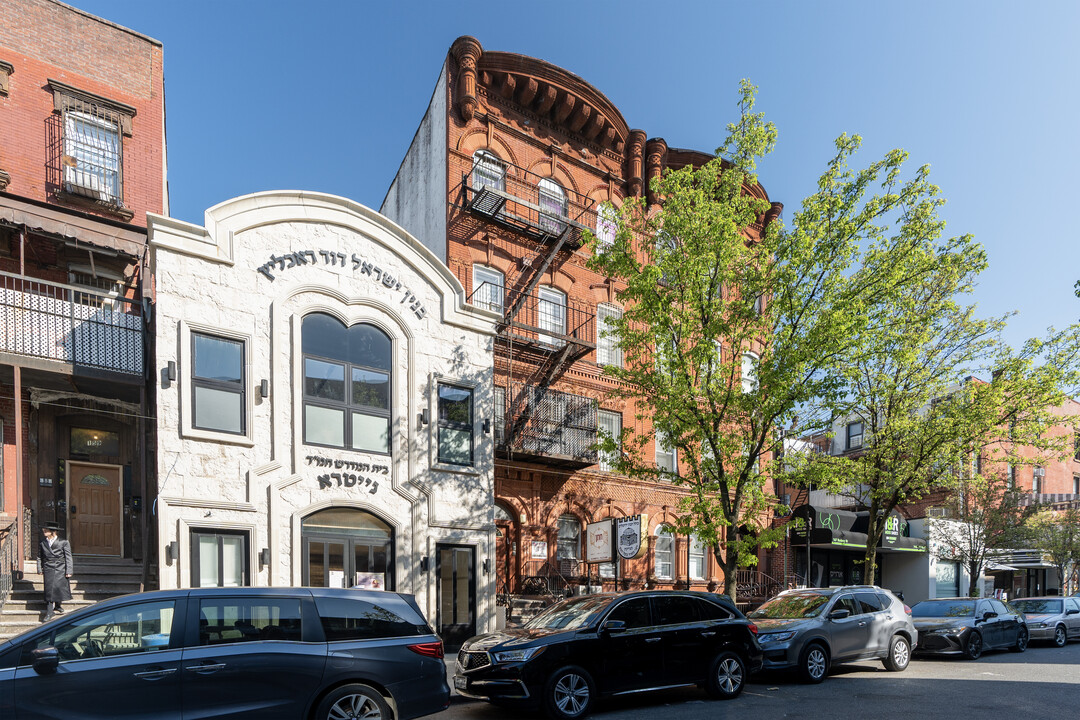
[723,554,738,602]
[967,560,981,597]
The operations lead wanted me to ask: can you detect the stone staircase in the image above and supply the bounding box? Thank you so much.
[507,596,555,627]
[0,556,146,642]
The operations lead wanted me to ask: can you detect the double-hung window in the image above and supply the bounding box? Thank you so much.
[302,313,391,454]
[471,150,506,192]
[437,384,474,466]
[656,429,677,475]
[596,303,622,367]
[537,286,566,348]
[689,534,706,581]
[741,351,758,393]
[595,202,618,246]
[597,410,622,472]
[847,421,864,450]
[472,265,504,315]
[64,110,121,203]
[538,178,568,234]
[192,332,245,435]
[654,525,674,580]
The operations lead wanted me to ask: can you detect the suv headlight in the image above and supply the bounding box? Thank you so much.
[493,646,546,663]
[757,631,796,643]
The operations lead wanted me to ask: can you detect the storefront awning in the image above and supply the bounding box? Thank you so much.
[790,505,927,553]
[0,191,146,257]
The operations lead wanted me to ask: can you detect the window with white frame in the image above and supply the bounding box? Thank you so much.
[493,386,506,445]
[596,202,618,246]
[538,178,568,234]
[191,332,245,435]
[656,429,677,475]
[471,150,506,192]
[537,286,566,348]
[556,515,581,566]
[1073,474,1079,495]
[64,110,121,203]
[846,421,864,450]
[596,303,622,367]
[68,264,126,310]
[437,383,473,466]
[741,351,758,393]
[472,265,504,315]
[302,313,391,454]
[1032,466,1043,494]
[654,525,674,580]
[598,410,622,472]
[689,534,706,580]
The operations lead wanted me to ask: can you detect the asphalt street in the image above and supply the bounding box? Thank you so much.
[437,640,1080,720]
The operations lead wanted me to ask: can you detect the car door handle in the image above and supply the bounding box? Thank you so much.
[644,637,662,643]
[134,667,177,680]
[187,662,227,673]
[701,631,717,638]
[858,621,867,627]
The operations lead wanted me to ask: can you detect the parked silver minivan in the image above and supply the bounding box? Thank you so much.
[747,585,916,683]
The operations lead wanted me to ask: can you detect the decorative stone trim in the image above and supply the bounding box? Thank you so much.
[53,189,135,221]
[48,79,136,135]
[0,60,13,95]
[0,169,10,191]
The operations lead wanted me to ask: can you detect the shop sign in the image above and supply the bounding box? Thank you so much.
[306,454,387,494]
[616,514,649,560]
[530,540,548,560]
[585,519,614,564]
[255,249,428,319]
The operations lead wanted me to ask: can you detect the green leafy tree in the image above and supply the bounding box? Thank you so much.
[1027,508,1080,595]
[587,81,978,600]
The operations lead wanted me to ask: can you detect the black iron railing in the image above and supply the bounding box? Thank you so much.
[499,383,598,466]
[467,282,595,351]
[0,521,15,613]
[0,270,143,375]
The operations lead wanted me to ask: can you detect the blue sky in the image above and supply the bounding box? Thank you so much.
[73,0,1078,352]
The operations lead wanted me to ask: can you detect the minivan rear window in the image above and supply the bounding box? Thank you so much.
[315,597,427,641]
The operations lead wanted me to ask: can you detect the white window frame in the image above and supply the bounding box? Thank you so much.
[596,202,618,246]
[64,110,121,203]
[179,320,254,446]
[654,525,674,580]
[655,429,677,476]
[596,303,623,368]
[598,410,622,473]
[847,421,864,450]
[538,178,568,235]
[741,351,758,393]
[471,150,506,192]
[472,264,504,315]
[537,286,567,348]
[689,534,706,581]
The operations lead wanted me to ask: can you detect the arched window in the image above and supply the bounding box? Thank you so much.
[595,202,618,246]
[472,264,504,315]
[302,313,391,454]
[471,150,505,192]
[538,178,568,234]
[654,524,674,580]
[302,508,393,590]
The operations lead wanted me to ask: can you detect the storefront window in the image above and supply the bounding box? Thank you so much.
[302,314,391,454]
[302,508,393,590]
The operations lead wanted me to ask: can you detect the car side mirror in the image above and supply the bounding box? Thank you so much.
[31,647,59,675]
[601,620,627,635]
[828,609,851,620]
[1067,609,1079,616]
[981,611,997,621]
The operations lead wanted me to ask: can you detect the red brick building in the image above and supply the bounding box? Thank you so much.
[383,37,780,604]
[0,0,165,589]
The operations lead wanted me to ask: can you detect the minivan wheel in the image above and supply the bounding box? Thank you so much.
[315,683,390,720]
[882,635,910,672]
[799,643,829,683]
[705,651,746,699]
[543,666,595,720]
[1054,625,1068,647]
[1010,626,1028,653]
[963,631,983,660]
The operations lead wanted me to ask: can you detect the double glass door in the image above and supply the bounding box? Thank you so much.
[305,536,391,590]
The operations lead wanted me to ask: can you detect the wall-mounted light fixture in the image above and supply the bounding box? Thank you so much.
[259,379,270,399]
[166,540,179,562]
[259,548,271,567]
[419,556,430,572]
[483,419,491,434]
[482,558,490,575]
[167,361,177,382]
[421,408,430,425]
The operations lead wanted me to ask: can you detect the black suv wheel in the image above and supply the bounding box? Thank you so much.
[705,651,746,699]
[543,666,595,720]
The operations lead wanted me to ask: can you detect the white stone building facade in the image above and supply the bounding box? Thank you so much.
[148,192,498,644]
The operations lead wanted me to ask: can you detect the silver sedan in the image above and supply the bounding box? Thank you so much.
[1011,596,1080,647]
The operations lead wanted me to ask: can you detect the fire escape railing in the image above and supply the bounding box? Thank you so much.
[0,270,143,375]
[497,382,598,467]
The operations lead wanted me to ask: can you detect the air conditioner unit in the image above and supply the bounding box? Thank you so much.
[927,507,949,518]
[848,436,863,449]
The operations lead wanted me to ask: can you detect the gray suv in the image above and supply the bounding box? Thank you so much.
[747,585,916,683]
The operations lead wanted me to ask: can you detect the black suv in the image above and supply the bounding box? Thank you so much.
[0,587,449,720]
[455,590,762,720]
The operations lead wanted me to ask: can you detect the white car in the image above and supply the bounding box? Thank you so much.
[1011,596,1080,647]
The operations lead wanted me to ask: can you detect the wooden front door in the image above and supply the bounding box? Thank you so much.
[67,461,122,556]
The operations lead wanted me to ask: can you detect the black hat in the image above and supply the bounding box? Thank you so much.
[42,522,61,531]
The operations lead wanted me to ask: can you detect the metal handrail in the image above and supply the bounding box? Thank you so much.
[0,521,16,613]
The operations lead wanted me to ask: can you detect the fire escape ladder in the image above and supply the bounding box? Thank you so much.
[501,224,573,330]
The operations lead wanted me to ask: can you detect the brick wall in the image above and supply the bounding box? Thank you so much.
[0,0,165,225]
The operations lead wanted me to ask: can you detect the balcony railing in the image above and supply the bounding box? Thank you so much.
[467,282,595,352]
[460,160,601,248]
[0,270,143,375]
[498,383,598,467]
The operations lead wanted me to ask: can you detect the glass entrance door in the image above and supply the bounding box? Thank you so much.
[437,544,476,651]
[301,508,393,590]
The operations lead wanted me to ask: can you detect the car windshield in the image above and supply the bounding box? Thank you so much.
[524,596,613,630]
[911,600,975,617]
[748,593,829,619]
[1013,599,1062,614]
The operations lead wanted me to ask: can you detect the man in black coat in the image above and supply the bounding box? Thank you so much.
[38,522,73,622]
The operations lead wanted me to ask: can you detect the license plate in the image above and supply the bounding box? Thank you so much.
[454,676,467,691]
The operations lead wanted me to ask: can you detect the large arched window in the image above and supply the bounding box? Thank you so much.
[302,313,391,454]
[654,524,674,580]
[302,508,393,590]
[538,178,568,234]
[471,150,506,192]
